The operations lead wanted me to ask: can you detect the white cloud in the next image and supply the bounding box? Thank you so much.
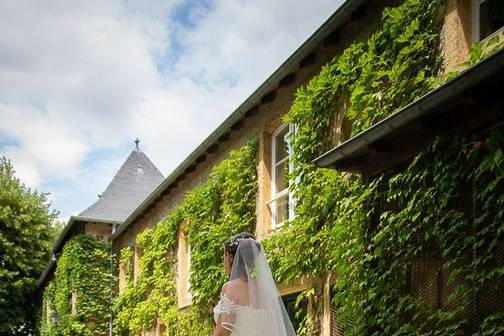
[157,0,343,144]
[0,103,89,186]
[0,0,177,186]
[0,0,342,219]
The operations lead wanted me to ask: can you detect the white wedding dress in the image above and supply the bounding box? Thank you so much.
[214,293,274,336]
[213,239,296,336]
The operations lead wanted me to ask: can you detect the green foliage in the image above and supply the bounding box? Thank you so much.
[441,29,504,82]
[119,246,134,286]
[0,157,57,335]
[113,142,257,335]
[83,1,504,335]
[265,0,504,334]
[264,0,444,333]
[187,141,258,316]
[344,125,504,336]
[465,30,504,66]
[286,0,442,163]
[41,235,114,336]
[114,208,183,334]
[310,125,503,336]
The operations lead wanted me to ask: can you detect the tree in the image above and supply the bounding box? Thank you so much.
[0,157,58,335]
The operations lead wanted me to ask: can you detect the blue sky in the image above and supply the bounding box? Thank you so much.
[0,0,343,221]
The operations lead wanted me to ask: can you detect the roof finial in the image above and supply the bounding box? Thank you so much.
[134,138,140,151]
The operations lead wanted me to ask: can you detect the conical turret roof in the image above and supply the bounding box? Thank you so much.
[79,149,164,221]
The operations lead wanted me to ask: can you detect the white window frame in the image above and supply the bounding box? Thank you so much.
[472,0,504,42]
[270,124,295,229]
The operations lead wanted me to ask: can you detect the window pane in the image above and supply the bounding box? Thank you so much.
[480,0,504,40]
[282,293,307,333]
[275,159,288,192]
[275,127,289,164]
[275,194,289,225]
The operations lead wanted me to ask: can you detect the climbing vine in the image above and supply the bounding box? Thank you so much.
[265,0,444,334]
[119,246,134,287]
[113,141,257,335]
[41,235,114,336]
[101,0,504,335]
[264,0,504,335]
[357,124,504,335]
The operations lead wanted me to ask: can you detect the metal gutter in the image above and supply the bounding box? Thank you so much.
[313,48,504,169]
[110,0,366,241]
[37,258,56,289]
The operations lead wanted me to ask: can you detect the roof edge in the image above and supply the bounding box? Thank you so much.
[110,0,366,240]
[52,216,120,256]
[313,48,504,169]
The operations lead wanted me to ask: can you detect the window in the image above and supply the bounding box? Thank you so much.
[71,292,77,315]
[330,288,353,336]
[50,309,59,324]
[270,124,295,228]
[177,229,192,307]
[472,0,504,41]
[282,292,307,333]
[133,244,141,283]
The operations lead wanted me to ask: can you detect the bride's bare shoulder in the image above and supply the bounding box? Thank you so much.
[224,279,248,288]
[222,280,248,297]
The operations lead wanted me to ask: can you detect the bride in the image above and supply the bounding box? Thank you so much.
[213,232,296,336]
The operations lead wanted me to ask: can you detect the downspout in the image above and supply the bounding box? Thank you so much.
[109,223,118,336]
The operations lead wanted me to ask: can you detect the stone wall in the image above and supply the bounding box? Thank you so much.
[442,0,472,73]
[112,0,477,334]
[84,222,112,241]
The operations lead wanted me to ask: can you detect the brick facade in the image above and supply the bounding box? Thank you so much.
[84,222,113,241]
[111,1,481,335]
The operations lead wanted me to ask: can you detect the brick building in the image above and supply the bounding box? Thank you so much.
[38,145,164,328]
[109,0,503,335]
[39,0,504,335]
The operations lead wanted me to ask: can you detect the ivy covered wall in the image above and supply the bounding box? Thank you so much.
[265,0,445,333]
[54,0,504,335]
[41,235,114,336]
[113,142,258,335]
[264,0,504,334]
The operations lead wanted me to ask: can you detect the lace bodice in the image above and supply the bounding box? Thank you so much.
[213,293,273,336]
[213,293,238,324]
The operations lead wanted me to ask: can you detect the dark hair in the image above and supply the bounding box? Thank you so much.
[224,232,257,256]
[224,232,261,281]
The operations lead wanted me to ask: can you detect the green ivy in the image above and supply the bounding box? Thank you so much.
[351,125,504,336]
[113,141,257,335]
[119,246,134,287]
[41,235,114,336]
[264,0,444,334]
[264,0,504,335]
[92,0,504,335]
[440,28,504,83]
[187,140,258,316]
[286,0,443,164]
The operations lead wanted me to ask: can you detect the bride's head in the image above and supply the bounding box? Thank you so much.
[224,232,260,279]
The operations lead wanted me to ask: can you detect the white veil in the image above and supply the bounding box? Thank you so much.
[216,238,296,336]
